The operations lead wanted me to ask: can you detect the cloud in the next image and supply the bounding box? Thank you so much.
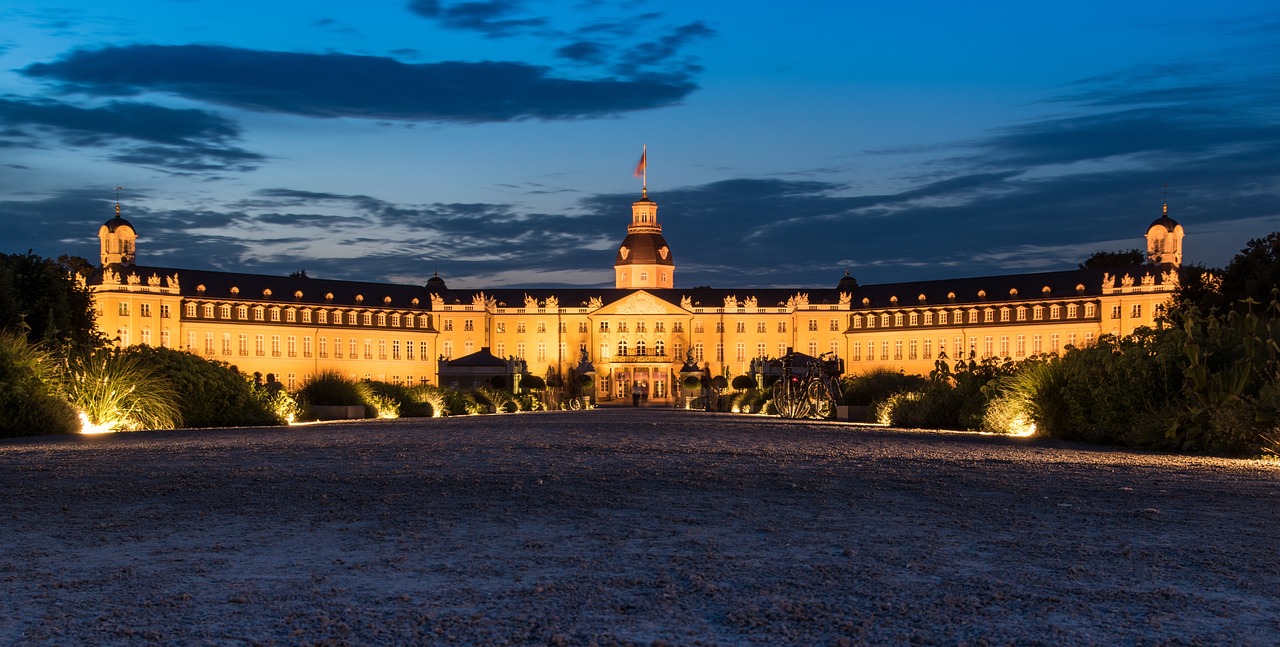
[23,44,698,122]
[0,96,264,172]
[407,0,547,38]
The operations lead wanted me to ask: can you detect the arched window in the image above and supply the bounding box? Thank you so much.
[617,340,628,356]
[636,340,647,356]
[655,340,666,356]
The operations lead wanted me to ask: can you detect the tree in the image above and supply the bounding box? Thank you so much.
[0,252,103,351]
[1079,249,1145,269]
[1218,232,1280,310]
[289,269,309,279]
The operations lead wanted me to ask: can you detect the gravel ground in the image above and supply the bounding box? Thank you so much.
[2,409,1279,646]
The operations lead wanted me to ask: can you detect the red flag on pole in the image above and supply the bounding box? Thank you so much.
[634,148,646,178]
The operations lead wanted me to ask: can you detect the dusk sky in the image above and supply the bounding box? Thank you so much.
[3,1,1279,289]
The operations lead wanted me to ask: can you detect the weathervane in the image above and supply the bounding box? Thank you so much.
[114,185,124,217]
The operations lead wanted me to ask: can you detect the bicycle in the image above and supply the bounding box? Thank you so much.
[772,352,842,419]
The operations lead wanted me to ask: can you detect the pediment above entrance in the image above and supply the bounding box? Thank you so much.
[592,290,687,316]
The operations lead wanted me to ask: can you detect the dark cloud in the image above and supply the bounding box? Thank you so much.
[611,21,714,76]
[556,41,607,65]
[0,96,264,172]
[23,45,697,122]
[408,0,547,38]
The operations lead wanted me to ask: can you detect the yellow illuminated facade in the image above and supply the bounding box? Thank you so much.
[89,189,1184,403]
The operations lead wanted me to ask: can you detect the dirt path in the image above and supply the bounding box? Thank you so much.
[2,410,1278,645]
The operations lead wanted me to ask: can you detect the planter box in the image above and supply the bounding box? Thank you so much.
[836,405,871,422]
[309,405,367,420]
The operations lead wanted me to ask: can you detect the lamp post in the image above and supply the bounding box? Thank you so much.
[574,352,596,407]
[678,351,700,410]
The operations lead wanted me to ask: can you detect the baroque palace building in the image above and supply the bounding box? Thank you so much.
[88,187,1184,405]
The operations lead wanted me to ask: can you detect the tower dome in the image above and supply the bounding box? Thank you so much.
[98,200,136,267]
[1146,202,1184,267]
[614,188,675,289]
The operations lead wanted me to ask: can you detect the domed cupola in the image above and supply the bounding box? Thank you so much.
[614,151,674,289]
[837,270,858,291]
[1146,202,1184,267]
[98,190,136,267]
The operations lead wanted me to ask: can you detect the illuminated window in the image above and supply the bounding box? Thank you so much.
[348,312,358,325]
[288,336,297,357]
[1050,305,1061,319]
[635,340,646,356]
[221,333,231,355]
[444,320,453,331]
[655,340,666,356]
[1131,304,1142,318]
[537,321,546,333]
[517,322,527,333]
[1033,306,1043,321]
[924,312,933,326]
[255,334,264,356]
[599,321,609,332]
[673,322,684,333]
[304,337,312,358]
[893,314,903,327]
[537,343,546,361]
[1067,304,1079,318]
[736,342,746,361]
[923,339,932,359]
[1032,334,1042,354]
[998,336,1007,357]
[203,304,214,318]
[1016,335,1026,356]
[185,304,196,318]
[908,313,918,326]
[378,339,387,359]
[496,322,505,333]
[119,302,130,316]
[362,313,372,326]
[464,319,474,331]
[1016,307,1027,321]
[618,340,628,356]
[254,307,265,321]
[378,313,388,326]
[160,304,170,319]
[830,318,839,331]
[757,321,767,333]
[272,335,281,357]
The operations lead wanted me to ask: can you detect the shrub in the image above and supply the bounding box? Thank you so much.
[409,385,450,417]
[731,375,755,391]
[841,368,925,408]
[0,332,79,437]
[123,346,280,427]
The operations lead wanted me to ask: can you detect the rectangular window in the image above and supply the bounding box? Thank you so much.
[893,340,902,360]
[1084,332,1095,345]
[579,322,589,333]
[808,341,818,357]
[924,312,933,326]
[757,342,767,358]
[270,309,280,322]
[350,338,358,358]
[1016,308,1027,322]
[286,310,297,323]
[442,341,452,358]
[443,319,453,331]
[998,335,1007,357]
[1050,305,1061,319]
[780,343,788,357]
[880,340,889,361]
[852,343,861,361]
[362,313,372,326]
[673,322,684,333]
[715,342,724,362]
[694,343,704,361]
[715,321,724,333]
[599,321,609,332]
[405,341,412,360]
[378,339,387,359]
[865,341,874,361]
[365,339,374,359]
[255,334,264,356]
[302,310,312,324]
[830,318,840,331]
[673,343,683,359]
[496,322,505,333]
[319,337,327,358]
[186,304,197,318]
[204,332,214,354]
[119,302,130,316]
[808,319,818,331]
[1111,305,1122,319]
[238,334,248,355]
[1131,304,1142,318]
[989,336,998,358]
[140,329,151,346]
[1033,306,1043,321]
[221,333,231,355]
[737,321,746,333]
[186,331,195,350]
[619,322,628,333]
[304,337,313,358]
[1016,335,1026,356]
[968,311,978,324]
[377,313,387,327]
[333,336,342,358]
[419,341,429,359]
[908,313,918,326]
[988,310,997,323]
[777,321,787,333]
[393,340,401,360]
[736,342,746,361]
[757,321,767,333]
[559,342,566,360]
[1032,334,1042,354]
[464,319,474,331]
[1067,333,1077,348]
[318,311,328,324]
[923,339,932,359]
[537,343,546,362]
[287,336,297,357]
[140,303,151,317]
[160,304,170,318]
[894,313,904,327]
[272,335,281,357]
[1050,333,1059,352]
[909,339,917,360]
[255,308,265,321]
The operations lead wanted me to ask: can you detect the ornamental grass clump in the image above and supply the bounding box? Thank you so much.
[66,349,181,432]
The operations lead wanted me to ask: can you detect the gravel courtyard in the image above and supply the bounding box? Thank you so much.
[2,409,1278,645]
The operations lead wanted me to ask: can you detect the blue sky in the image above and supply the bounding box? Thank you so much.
[3,0,1279,289]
